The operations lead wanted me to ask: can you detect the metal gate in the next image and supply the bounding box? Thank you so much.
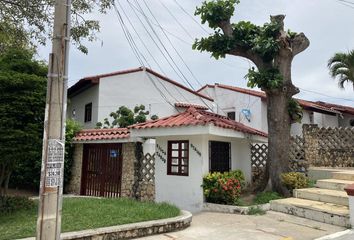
[81,143,123,197]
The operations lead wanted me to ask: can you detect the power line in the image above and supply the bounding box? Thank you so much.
[299,88,354,102]
[336,0,354,9]
[112,2,177,109]
[172,0,211,35]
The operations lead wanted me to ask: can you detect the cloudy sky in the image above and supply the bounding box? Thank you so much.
[38,0,354,107]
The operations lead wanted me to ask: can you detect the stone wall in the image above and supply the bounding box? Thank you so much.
[121,142,136,198]
[66,143,83,194]
[303,124,354,167]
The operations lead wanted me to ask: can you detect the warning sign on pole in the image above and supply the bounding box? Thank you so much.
[45,139,65,188]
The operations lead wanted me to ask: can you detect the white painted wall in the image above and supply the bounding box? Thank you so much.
[314,112,339,128]
[154,134,252,212]
[155,135,205,213]
[199,86,264,132]
[67,85,99,129]
[291,111,311,136]
[339,114,354,127]
[69,69,213,129]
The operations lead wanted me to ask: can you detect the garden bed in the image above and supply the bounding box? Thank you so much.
[0,197,181,240]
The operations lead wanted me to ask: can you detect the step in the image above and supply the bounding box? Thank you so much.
[293,188,348,206]
[270,198,350,227]
[316,179,354,191]
[332,171,354,181]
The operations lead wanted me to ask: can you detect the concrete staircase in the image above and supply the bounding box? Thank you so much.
[270,169,354,227]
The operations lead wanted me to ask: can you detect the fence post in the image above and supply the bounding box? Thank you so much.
[303,124,319,166]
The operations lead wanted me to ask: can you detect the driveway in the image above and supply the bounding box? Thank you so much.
[137,211,344,240]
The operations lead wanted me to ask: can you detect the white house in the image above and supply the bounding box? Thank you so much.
[130,107,267,212]
[198,83,353,136]
[67,67,214,129]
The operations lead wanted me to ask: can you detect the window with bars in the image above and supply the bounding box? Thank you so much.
[167,140,189,176]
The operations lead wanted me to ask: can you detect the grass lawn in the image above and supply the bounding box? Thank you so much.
[0,197,180,240]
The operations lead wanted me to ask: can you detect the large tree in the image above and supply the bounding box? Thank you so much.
[328,50,354,89]
[0,48,47,195]
[0,0,115,53]
[193,0,309,195]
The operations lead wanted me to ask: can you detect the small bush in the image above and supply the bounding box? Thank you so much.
[253,191,283,204]
[248,206,266,215]
[0,196,35,214]
[202,170,245,205]
[281,172,309,192]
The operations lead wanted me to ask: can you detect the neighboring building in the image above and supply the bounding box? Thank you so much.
[198,83,353,136]
[67,67,214,129]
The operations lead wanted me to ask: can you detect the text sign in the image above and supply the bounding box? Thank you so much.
[45,139,64,188]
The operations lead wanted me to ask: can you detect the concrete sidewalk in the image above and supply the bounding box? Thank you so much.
[315,230,354,240]
[137,211,345,240]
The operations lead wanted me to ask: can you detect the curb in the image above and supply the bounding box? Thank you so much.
[19,210,192,240]
[203,202,270,215]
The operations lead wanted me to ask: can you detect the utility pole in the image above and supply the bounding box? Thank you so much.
[36,0,71,239]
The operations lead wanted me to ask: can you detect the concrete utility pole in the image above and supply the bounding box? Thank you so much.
[36,0,71,239]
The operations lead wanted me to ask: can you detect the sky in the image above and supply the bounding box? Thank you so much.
[38,0,354,107]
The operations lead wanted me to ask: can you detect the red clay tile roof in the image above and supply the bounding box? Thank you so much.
[68,67,213,101]
[315,101,354,115]
[175,102,209,110]
[198,83,341,115]
[74,128,130,141]
[130,107,268,137]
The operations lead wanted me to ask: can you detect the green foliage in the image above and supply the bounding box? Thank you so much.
[96,105,155,128]
[202,170,245,205]
[247,206,266,215]
[253,191,283,205]
[288,98,303,123]
[280,172,309,192]
[0,0,115,53]
[0,196,35,214]
[195,0,239,29]
[64,119,82,190]
[328,50,354,89]
[245,67,283,89]
[194,1,284,62]
[0,47,47,192]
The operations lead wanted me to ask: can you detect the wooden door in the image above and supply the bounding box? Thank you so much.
[81,143,123,197]
[209,141,231,172]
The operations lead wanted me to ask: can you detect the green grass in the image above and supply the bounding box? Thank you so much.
[247,206,266,215]
[253,191,283,205]
[0,197,180,240]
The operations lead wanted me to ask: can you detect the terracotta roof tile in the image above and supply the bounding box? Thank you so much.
[315,101,354,115]
[68,67,213,101]
[130,108,267,138]
[74,128,130,141]
[175,102,209,110]
[199,84,341,115]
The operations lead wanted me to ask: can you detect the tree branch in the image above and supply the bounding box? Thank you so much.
[291,33,310,56]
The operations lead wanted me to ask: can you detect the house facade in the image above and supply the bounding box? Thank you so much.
[198,83,354,136]
[129,107,267,212]
[68,67,214,129]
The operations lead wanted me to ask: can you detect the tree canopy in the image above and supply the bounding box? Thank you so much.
[193,0,310,195]
[0,0,115,53]
[328,50,354,89]
[0,47,47,194]
[96,105,157,129]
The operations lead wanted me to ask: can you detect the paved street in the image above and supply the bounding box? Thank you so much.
[137,211,345,240]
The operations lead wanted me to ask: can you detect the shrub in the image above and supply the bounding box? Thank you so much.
[202,170,245,205]
[253,191,283,204]
[280,172,309,192]
[0,196,35,214]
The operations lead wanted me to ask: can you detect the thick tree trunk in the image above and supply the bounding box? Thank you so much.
[266,90,292,196]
